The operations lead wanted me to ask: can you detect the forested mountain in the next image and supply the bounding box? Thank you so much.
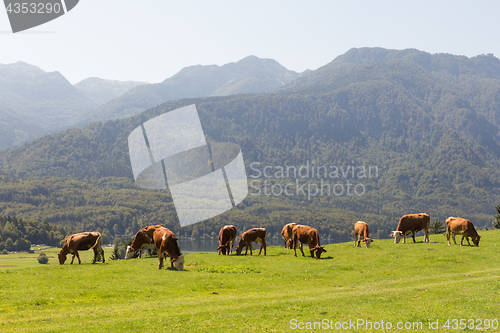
[0,62,97,150]
[1,48,500,243]
[74,56,302,125]
[74,77,147,106]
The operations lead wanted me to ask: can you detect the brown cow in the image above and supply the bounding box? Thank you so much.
[390,213,430,244]
[153,227,185,270]
[125,224,164,259]
[281,223,297,249]
[58,232,104,265]
[235,228,267,256]
[354,221,373,248]
[292,225,326,259]
[216,225,237,255]
[446,217,481,246]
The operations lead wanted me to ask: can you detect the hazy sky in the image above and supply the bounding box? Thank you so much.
[0,1,498,84]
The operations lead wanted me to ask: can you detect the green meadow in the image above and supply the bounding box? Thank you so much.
[1,231,500,332]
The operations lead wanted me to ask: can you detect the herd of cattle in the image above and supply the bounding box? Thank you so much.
[56,213,482,270]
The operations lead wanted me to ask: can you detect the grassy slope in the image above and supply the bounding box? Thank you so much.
[0,231,500,332]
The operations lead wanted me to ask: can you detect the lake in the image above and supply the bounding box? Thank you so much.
[178,237,287,253]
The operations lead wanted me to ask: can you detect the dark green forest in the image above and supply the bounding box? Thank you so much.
[0,215,66,252]
[1,48,500,246]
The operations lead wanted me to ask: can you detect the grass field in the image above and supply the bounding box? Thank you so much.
[1,231,500,332]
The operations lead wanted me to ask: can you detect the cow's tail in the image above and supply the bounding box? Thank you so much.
[91,232,102,250]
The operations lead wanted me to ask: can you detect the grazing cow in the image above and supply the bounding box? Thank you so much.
[354,221,373,248]
[235,228,267,256]
[390,213,430,244]
[58,232,104,265]
[446,217,481,246]
[216,225,237,255]
[281,223,297,249]
[153,227,185,271]
[292,225,326,259]
[125,224,164,259]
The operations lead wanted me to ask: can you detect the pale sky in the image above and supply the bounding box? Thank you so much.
[0,1,498,84]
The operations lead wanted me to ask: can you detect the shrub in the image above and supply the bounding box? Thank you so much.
[430,219,445,234]
[109,244,121,260]
[37,252,49,264]
[493,205,500,229]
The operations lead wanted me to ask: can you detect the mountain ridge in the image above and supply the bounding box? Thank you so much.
[1,48,500,241]
[74,77,147,106]
[74,55,302,126]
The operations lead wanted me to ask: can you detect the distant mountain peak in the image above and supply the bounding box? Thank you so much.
[76,56,301,126]
[74,77,147,105]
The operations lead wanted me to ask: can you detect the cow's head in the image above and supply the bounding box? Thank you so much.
[312,246,326,259]
[363,238,373,248]
[390,231,403,243]
[473,235,481,246]
[234,239,245,255]
[57,251,67,265]
[124,245,134,259]
[216,245,228,255]
[172,254,185,271]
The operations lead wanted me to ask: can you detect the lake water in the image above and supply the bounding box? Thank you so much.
[178,237,286,253]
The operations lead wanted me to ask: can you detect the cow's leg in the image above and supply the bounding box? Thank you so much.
[157,252,163,269]
[460,235,464,246]
[299,242,305,257]
[293,236,298,257]
[258,240,266,255]
[244,246,249,256]
[148,244,153,257]
[354,235,358,247]
[424,229,429,243]
[452,233,457,245]
[70,253,76,264]
[411,231,416,243]
[92,248,98,264]
[263,240,266,256]
[249,244,253,256]
[100,247,105,263]
[75,252,81,264]
[465,236,471,246]
[447,231,451,245]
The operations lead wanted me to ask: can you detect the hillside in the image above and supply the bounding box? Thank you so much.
[1,48,500,241]
[0,62,97,150]
[74,77,147,105]
[74,56,301,125]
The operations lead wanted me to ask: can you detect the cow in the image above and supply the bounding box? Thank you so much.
[292,225,326,259]
[125,224,163,259]
[446,217,481,246]
[216,225,237,255]
[354,221,373,248]
[235,228,267,256]
[153,227,185,271]
[281,223,297,249]
[390,213,430,244]
[58,232,104,265]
